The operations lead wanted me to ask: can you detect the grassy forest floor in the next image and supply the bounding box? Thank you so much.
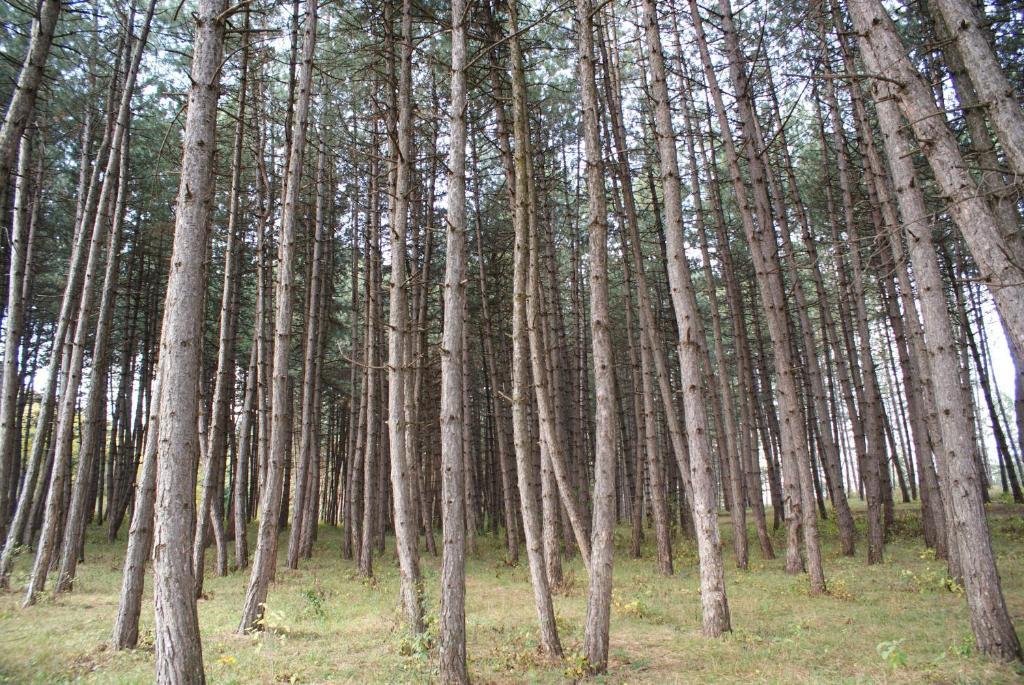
[1,502,1023,683]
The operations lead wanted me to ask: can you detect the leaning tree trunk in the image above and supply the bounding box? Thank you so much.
[845,0,1024,360]
[0,0,60,193]
[640,0,731,634]
[691,0,825,593]
[55,121,131,594]
[930,0,1024,178]
[239,0,316,633]
[598,27,674,574]
[151,0,230,679]
[505,0,562,658]
[865,39,1023,661]
[24,0,155,604]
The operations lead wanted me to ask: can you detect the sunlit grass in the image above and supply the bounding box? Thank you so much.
[1,501,1022,683]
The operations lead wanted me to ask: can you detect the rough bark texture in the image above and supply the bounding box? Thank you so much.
[930,0,1024,178]
[151,0,229,679]
[0,0,60,193]
[112,373,161,650]
[438,0,468,680]
[196,17,249,592]
[506,0,562,657]
[238,0,316,633]
[641,0,731,634]
[24,0,155,604]
[846,0,1024,360]
[383,0,424,634]
[576,0,618,672]
[0,132,34,543]
[865,38,1023,662]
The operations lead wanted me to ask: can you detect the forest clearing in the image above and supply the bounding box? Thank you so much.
[1,0,1024,681]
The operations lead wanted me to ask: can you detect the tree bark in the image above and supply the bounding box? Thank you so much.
[150,0,230,678]
[0,0,60,193]
[239,0,316,632]
[506,0,562,657]
[438,0,469,680]
[24,0,155,604]
[0,131,34,542]
[866,39,1022,661]
[846,0,1024,359]
[112,372,161,650]
[641,0,731,632]
[195,14,250,591]
[575,0,619,672]
[691,0,825,593]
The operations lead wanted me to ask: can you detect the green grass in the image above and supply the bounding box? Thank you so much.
[1,502,1023,683]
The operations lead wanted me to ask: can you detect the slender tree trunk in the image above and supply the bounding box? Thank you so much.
[24,0,155,604]
[0,132,34,542]
[599,25,674,574]
[239,0,316,632]
[55,120,131,593]
[111,373,161,650]
[641,0,731,631]
[845,0,1024,358]
[575,0,619,671]
[691,0,825,592]
[438,0,468,680]
[382,0,424,632]
[234,345,257,570]
[0,0,60,193]
[287,143,327,569]
[359,142,381,578]
[506,1,562,656]
[195,16,249,591]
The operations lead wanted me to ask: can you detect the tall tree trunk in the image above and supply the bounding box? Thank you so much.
[383,0,424,633]
[55,119,131,593]
[930,0,1024,178]
[640,0,731,632]
[438,0,468,680]
[24,0,155,604]
[150,0,230,677]
[0,132,34,541]
[359,140,381,577]
[819,61,886,562]
[239,0,317,632]
[111,372,161,650]
[691,0,825,592]
[195,15,250,591]
[287,143,326,569]
[234,345,258,570]
[866,41,1022,661]
[506,1,562,657]
[575,0,618,672]
[845,0,1024,359]
[598,23,673,575]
